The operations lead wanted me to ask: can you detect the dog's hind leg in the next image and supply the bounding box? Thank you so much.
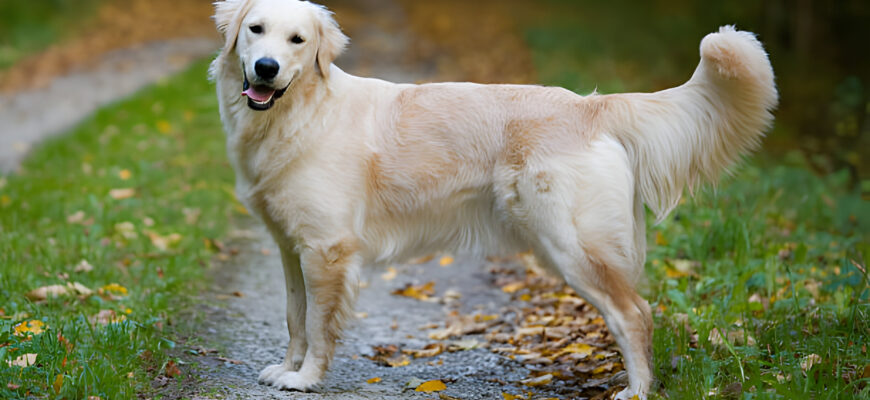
[504,137,653,399]
[259,239,361,391]
[258,246,307,384]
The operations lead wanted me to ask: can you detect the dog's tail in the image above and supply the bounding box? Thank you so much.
[596,26,778,220]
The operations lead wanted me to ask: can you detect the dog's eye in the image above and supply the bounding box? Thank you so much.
[249,25,263,34]
[290,35,305,44]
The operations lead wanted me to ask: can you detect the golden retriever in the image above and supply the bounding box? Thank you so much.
[210,1,777,398]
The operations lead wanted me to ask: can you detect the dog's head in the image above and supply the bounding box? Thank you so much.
[214,0,348,111]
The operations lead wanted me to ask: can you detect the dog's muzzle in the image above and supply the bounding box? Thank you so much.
[242,70,289,111]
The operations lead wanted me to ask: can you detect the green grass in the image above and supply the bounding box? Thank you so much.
[648,165,869,399]
[0,60,236,399]
[522,3,870,398]
[0,0,103,69]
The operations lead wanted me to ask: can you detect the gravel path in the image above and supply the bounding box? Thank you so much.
[0,37,218,173]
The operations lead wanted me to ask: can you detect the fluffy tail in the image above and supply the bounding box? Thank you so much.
[597,26,778,220]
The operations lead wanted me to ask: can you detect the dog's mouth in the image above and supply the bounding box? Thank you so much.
[242,71,289,111]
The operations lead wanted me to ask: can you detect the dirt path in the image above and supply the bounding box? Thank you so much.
[183,1,576,399]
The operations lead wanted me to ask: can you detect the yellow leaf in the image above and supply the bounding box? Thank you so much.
[501,282,524,294]
[119,169,131,180]
[439,256,454,266]
[53,373,64,393]
[234,204,250,215]
[0,195,10,207]
[521,374,553,387]
[156,120,172,134]
[655,231,668,246]
[14,320,45,336]
[502,394,523,400]
[109,188,136,200]
[391,282,435,301]
[366,377,381,384]
[101,283,128,296]
[415,379,446,392]
[556,343,594,358]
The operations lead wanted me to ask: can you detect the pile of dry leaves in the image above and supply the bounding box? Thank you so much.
[383,253,629,399]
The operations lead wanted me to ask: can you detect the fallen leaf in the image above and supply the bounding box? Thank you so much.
[554,343,595,359]
[801,353,821,372]
[66,211,86,224]
[392,282,436,301]
[404,343,445,358]
[14,320,45,336]
[164,360,181,378]
[8,353,38,367]
[368,345,411,367]
[101,283,128,296]
[74,259,94,273]
[501,282,525,294]
[447,339,479,352]
[366,377,381,384]
[708,327,756,347]
[415,379,447,392]
[114,221,137,239]
[53,373,64,393]
[404,377,427,391]
[26,282,93,301]
[109,188,136,200]
[521,374,553,387]
[439,256,454,266]
[655,231,668,246]
[156,120,172,134]
[119,169,131,180]
[216,357,244,365]
[89,309,126,325]
[6,382,19,390]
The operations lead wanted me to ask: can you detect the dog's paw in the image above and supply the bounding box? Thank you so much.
[613,387,645,400]
[258,365,319,391]
[258,364,288,384]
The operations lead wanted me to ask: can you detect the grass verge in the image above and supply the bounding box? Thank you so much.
[0,59,235,399]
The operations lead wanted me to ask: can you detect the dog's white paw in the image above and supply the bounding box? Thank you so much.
[258,364,318,391]
[258,364,288,384]
[613,387,645,400]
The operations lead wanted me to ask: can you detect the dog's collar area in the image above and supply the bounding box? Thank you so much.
[241,69,289,111]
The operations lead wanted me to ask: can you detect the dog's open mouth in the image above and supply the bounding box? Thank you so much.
[242,72,289,111]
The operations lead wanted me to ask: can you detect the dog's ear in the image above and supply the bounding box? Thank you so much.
[312,4,349,78]
[214,0,254,56]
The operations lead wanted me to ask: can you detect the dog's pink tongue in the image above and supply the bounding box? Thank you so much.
[242,86,276,102]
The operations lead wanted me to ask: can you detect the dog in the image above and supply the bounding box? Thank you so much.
[210,1,777,398]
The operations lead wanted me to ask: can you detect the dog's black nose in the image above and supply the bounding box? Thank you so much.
[254,58,280,80]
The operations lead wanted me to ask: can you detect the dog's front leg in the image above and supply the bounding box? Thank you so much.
[258,247,307,384]
[260,240,361,391]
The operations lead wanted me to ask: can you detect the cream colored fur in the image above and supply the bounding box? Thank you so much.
[211,1,778,399]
